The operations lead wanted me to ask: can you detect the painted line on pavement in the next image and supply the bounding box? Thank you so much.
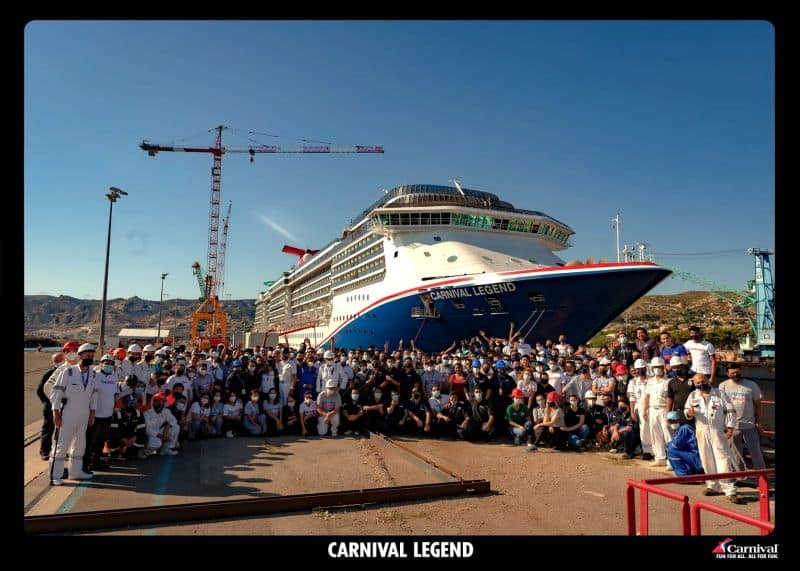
[144,454,176,535]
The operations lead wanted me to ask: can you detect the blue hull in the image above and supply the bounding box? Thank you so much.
[325,265,671,350]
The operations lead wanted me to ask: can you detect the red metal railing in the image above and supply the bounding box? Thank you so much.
[626,468,774,536]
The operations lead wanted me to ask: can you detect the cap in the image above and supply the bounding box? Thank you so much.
[77,343,96,354]
[510,388,524,398]
[325,379,337,388]
[612,363,628,375]
[669,355,684,367]
[633,359,648,369]
[62,341,79,352]
[494,360,507,369]
[113,348,127,359]
[152,392,167,403]
[584,390,596,399]
[546,391,560,402]
[667,411,681,421]
[471,359,481,367]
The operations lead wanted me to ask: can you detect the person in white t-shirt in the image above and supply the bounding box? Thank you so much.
[517,337,532,357]
[682,326,717,384]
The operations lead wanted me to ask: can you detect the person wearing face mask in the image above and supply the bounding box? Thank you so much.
[242,359,262,399]
[143,392,179,456]
[561,394,589,451]
[37,349,68,460]
[403,389,432,435]
[718,364,766,471]
[340,388,366,436]
[262,389,284,435]
[627,359,654,460]
[633,328,660,364]
[534,391,566,449]
[83,354,122,472]
[546,361,564,395]
[384,390,407,435]
[531,394,548,437]
[516,368,536,408]
[119,344,151,395]
[208,390,225,436]
[316,351,346,397]
[665,410,703,475]
[109,394,149,460]
[47,343,100,484]
[682,326,717,385]
[505,388,534,449]
[685,373,741,503]
[359,388,385,433]
[438,392,469,438]
[280,394,300,434]
[435,355,454,379]
[665,356,695,425]
[563,366,593,404]
[165,362,192,404]
[659,332,687,366]
[643,357,672,466]
[188,393,216,439]
[612,364,631,403]
[222,392,244,438]
[316,379,342,436]
[242,389,268,435]
[193,362,214,397]
[421,360,443,397]
[611,331,637,368]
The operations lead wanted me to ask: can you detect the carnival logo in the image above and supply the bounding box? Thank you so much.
[713,538,779,559]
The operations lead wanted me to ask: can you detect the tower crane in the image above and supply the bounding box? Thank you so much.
[140,125,383,348]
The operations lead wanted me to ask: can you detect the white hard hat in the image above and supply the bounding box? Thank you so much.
[100,354,115,362]
[128,344,142,353]
[78,343,96,354]
[633,359,648,369]
[650,357,666,367]
[324,350,335,359]
[584,390,596,399]
[598,357,611,365]
[325,379,337,388]
[143,344,156,353]
[669,355,684,366]
[155,348,168,356]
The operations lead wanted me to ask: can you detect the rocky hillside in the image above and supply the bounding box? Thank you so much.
[24,295,255,341]
[611,290,753,330]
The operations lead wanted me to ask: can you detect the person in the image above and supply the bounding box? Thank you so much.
[506,388,535,450]
[299,390,319,436]
[316,379,342,436]
[385,389,407,436]
[634,328,660,363]
[242,388,268,435]
[222,392,244,438]
[262,388,284,435]
[187,394,216,440]
[282,393,301,435]
[659,332,688,365]
[683,326,717,385]
[143,392,180,456]
[209,390,225,436]
[534,391,566,449]
[361,388,387,434]
[448,363,469,401]
[316,351,346,396]
[402,388,432,435]
[462,385,494,441]
[563,366,593,403]
[665,356,695,423]
[561,393,589,451]
[193,362,214,397]
[665,410,703,476]
[119,344,151,395]
[684,373,742,503]
[643,357,671,467]
[614,397,642,459]
[436,392,469,438]
[108,394,149,460]
[628,359,654,460]
[36,350,67,460]
[718,363,766,471]
[421,359,443,396]
[48,343,100,485]
[83,353,121,472]
[611,331,637,367]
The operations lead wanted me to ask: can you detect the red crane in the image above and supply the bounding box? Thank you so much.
[140,125,383,347]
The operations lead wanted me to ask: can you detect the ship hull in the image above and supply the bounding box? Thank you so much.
[312,263,670,350]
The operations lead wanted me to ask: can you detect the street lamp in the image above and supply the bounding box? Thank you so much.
[157,273,168,345]
[98,186,127,354]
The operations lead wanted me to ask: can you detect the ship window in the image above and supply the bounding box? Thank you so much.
[430,213,441,224]
[420,212,430,224]
[447,255,458,263]
[440,213,450,224]
[424,251,431,257]
[500,219,509,230]
[531,224,540,233]
[409,213,419,225]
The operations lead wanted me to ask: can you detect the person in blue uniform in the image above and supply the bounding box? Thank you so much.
[665,410,704,476]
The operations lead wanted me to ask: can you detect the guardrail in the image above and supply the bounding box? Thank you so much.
[626,468,774,536]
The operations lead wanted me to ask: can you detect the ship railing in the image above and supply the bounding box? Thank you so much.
[411,306,440,319]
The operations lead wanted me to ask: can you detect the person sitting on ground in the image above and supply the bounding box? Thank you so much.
[188,393,215,440]
[108,395,148,460]
[401,388,432,435]
[316,379,342,437]
[506,388,535,450]
[143,392,179,456]
[262,388,284,435]
[282,393,300,435]
[361,387,386,434]
[242,388,268,435]
[666,410,704,476]
[561,393,589,451]
[222,392,243,438]
[460,385,493,441]
[608,396,633,453]
[298,390,319,437]
[385,389,407,436]
[535,391,566,449]
[341,386,366,436]
[208,390,225,436]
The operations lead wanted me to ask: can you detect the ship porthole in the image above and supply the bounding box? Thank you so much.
[447,255,458,263]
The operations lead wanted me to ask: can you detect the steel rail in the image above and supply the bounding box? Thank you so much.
[370,432,468,481]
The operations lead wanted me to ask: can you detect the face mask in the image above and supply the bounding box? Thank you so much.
[424,366,433,372]
[585,400,595,407]
[248,366,256,372]
[443,360,450,365]
[513,398,524,405]
[549,364,557,370]
[144,355,154,362]
[698,383,711,392]
[619,337,627,344]
[374,391,382,400]
[81,358,94,367]
[135,387,145,395]
[175,402,186,411]
[479,358,485,365]
[129,356,139,362]
[153,404,164,413]
[691,335,701,341]
[391,395,400,402]
[351,392,359,401]
[523,374,531,381]
[200,399,209,406]
[729,373,741,380]
[287,400,295,407]
[549,402,558,408]
[619,405,628,412]
[432,390,441,398]
[569,400,578,408]
[536,399,545,408]
[229,396,237,403]
[102,364,114,374]
[669,422,679,430]
[473,393,483,402]
[251,396,259,403]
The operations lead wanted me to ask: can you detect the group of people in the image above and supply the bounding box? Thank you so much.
[36,325,768,503]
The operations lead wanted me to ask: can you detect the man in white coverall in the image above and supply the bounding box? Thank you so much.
[628,359,653,460]
[643,357,672,467]
[48,343,99,485]
[685,373,742,504]
[143,392,180,455]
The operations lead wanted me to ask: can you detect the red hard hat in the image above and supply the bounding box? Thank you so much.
[511,388,524,399]
[113,348,127,360]
[612,363,628,375]
[546,391,560,402]
[62,341,79,352]
[152,392,167,403]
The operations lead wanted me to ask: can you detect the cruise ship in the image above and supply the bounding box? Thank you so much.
[253,184,671,350]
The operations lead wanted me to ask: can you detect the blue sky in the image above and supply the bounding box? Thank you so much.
[24,20,774,302]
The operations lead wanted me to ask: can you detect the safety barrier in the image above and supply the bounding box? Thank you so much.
[626,468,774,536]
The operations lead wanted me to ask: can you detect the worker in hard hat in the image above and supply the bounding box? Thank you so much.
[316,379,342,436]
[316,350,347,395]
[628,358,654,460]
[665,410,703,476]
[48,343,100,485]
[83,353,121,472]
[37,343,75,460]
[643,357,672,466]
[143,392,180,455]
[119,344,150,396]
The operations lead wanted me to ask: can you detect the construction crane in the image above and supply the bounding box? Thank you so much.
[140,125,383,348]
[217,202,232,299]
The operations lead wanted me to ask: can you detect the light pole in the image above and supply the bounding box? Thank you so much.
[98,186,127,354]
[157,273,168,345]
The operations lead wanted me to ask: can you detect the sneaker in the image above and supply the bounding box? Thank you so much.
[331,429,338,437]
[159,448,179,456]
[40,454,49,461]
[641,453,654,461]
[50,478,64,486]
[650,459,667,467]
[226,430,235,438]
[526,444,537,452]
[513,436,521,446]
[702,488,721,496]
[70,470,94,480]
[344,430,354,436]
[727,494,743,505]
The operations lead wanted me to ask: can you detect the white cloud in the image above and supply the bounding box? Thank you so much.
[256,212,298,241]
